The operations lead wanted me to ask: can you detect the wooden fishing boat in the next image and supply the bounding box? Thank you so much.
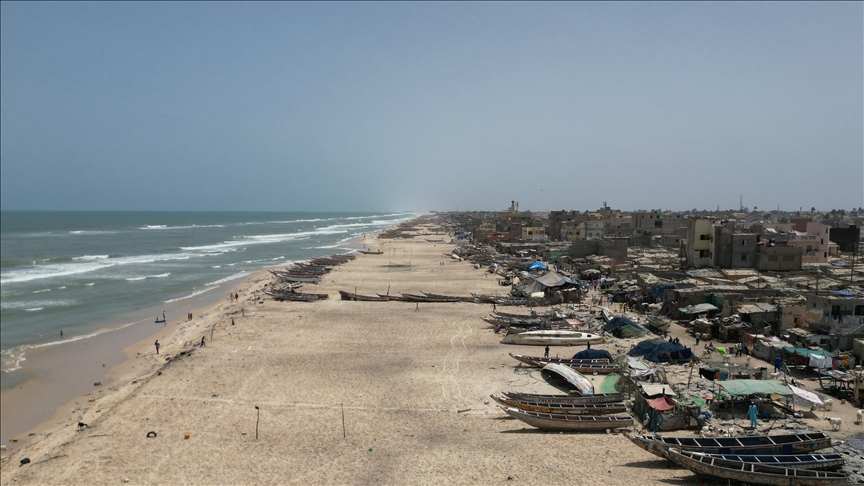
[627,432,834,459]
[665,448,848,485]
[421,292,474,302]
[377,293,409,301]
[686,452,845,471]
[509,353,610,367]
[338,290,389,301]
[490,395,626,415]
[265,291,329,302]
[540,363,594,395]
[493,310,558,320]
[500,330,605,346]
[271,275,321,284]
[401,293,462,303]
[501,407,632,431]
[471,293,528,306]
[359,249,383,255]
[503,391,625,404]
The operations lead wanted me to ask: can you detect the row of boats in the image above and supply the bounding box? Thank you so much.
[497,349,849,484]
[337,289,529,305]
[266,254,357,301]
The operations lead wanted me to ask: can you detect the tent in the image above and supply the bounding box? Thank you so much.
[603,316,648,338]
[719,379,792,398]
[528,261,548,271]
[572,349,613,361]
[535,272,567,288]
[628,338,694,363]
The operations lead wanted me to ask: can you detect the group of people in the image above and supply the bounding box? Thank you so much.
[228,292,240,302]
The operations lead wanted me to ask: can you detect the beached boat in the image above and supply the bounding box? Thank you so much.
[359,249,383,255]
[401,293,462,303]
[421,291,474,302]
[627,432,834,459]
[540,363,594,395]
[500,330,605,346]
[503,391,625,404]
[338,290,389,301]
[509,353,610,367]
[683,452,845,471]
[264,291,329,302]
[471,293,528,306]
[490,395,626,415]
[377,293,409,301]
[665,449,848,485]
[501,407,632,431]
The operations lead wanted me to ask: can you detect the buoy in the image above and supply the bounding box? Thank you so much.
[184,433,190,440]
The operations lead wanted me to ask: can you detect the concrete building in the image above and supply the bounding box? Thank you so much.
[754,245,802,271]
[685,218,715,268]
[713,225,757,269]
[758,221,830,264]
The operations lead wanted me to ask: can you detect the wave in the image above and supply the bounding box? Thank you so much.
[125,272,171,282]
[73,254,111,261]
[0,299,77,310]
[140,224,226,230]
[33,289,50,294]
[205,272,252,286]
[0,252,193,284]
[69,230,117,235]
[25,307,43,312]
[164,286,218,303]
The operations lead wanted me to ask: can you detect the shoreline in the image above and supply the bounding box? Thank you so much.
[0,230,378,449]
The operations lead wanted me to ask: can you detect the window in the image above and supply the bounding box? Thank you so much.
[699,250,710,258]
[700,234,710,240]
[741,240,747,246]
[855,305,864,316]
[655,220,663,228]
[769,255,778,262]
[741,254,747,261]
[783,255,795,262]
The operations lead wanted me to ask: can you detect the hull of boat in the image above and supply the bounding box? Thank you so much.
[503,392,624,404]
[502,407,632,431]
[628,432,834,459]
[666,449,848,486]
[501,331,605,346]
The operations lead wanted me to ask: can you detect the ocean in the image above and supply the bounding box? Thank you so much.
[0,210,414,387]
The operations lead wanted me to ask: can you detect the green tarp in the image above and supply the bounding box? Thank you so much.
[781,347,835,358]
[720,379,792,397]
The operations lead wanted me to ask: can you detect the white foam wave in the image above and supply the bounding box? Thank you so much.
[85,282,95,286]
[125,272,171,282]
[125,276,147,281]
[33,289,50,294]
[206,272,251,286]
[140,224,226,230]
[0,299,77,310]
[74,254,110,261]
[164,286,218,303]
[69,230,116,235]
[25,307,44,312]
[57,286,66,289]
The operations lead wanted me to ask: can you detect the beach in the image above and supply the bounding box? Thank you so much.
[0,220,699,485]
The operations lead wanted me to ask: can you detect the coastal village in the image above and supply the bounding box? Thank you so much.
[3,206,864,485]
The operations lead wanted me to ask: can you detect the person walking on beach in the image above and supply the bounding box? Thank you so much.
[694,332,701,346]
[60,330,63,338]
[415,302,420,312]
[544,346,550,358]
[200,336,205,347]
[162,311,166,320]
[155,340,160,354]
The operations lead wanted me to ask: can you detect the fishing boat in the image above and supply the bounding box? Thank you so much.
[665,449,848,485]
[338,290,389,301]
[501,407,632,431]
[503,391,625,404]
[490,395,626,415]
[359,249,383,255]
[265,291,329,302]
[627,432,834,458]
[500,330,605,346]
[681,452,845,471]
[509,353,610,367]
[400,293,462,303]
[421,291,474,302]
[540,363,594,395]
[377,293,409,301]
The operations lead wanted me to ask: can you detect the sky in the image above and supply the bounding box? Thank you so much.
[1,2,862,213]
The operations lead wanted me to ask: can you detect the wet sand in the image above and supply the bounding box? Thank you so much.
[0,226,725,484]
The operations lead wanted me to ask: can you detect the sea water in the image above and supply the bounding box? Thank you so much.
[0,210,414,387]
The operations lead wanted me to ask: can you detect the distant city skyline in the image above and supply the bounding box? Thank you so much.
[1,2,861,212]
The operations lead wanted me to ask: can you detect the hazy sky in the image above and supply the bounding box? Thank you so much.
[1,2,861,213]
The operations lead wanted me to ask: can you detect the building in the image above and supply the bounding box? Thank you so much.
[713,225,756,269]
[685,218,715,268]
[754,245,802,271]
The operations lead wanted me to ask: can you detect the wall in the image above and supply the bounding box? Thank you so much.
[686,218,714,267]
[754,246,802,271]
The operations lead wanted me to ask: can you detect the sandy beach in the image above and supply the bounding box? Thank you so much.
[2,220,855,485]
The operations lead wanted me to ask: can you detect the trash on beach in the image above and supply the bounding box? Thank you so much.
[146,431,157,438]
[19,458,30,466]
[184,433,190,439]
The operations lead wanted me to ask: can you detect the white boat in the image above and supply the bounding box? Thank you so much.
[500,330,605,346]
[541,363,595,395]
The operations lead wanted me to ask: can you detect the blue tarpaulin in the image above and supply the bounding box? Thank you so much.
[628,339,694,363]
[529,262,548,271]
[572,349,614,361]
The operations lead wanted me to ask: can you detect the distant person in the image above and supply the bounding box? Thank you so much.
[231,318,235,326]
[155,340,160,354]
[587,342,591,349]
[200,336,205,347]
[774,355,782,373]
[162,311,166,320]
[748,402,759,428]
[60,330,63,338]
[695,332,701,346]
[544,346,549,358]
